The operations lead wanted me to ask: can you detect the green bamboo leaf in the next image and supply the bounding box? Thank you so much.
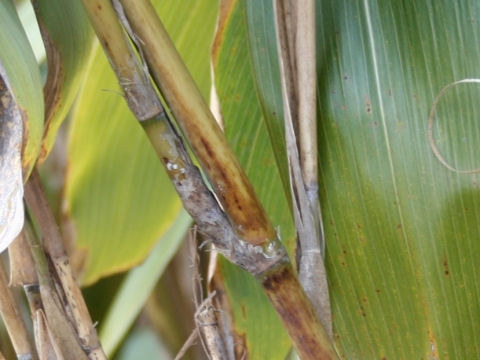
[63,0,218,285]
[245,0,480,358]
[213,1,295,358]
[35,0,95,162]
[0,0,44,177]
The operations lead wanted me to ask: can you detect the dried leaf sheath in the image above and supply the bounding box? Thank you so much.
[274,0,332,337]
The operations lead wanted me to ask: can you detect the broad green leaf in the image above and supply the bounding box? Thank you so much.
[64,0,218,285]
[213,1,295,358]
[0,0,44,176]
[35,0,95,162]
[100,210,191,356]
[245,0,480,358]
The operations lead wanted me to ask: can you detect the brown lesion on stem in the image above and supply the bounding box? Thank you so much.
[142,113,287,276]
[259,263,337,360]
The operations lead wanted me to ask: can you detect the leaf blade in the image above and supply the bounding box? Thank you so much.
[36,0,95,162]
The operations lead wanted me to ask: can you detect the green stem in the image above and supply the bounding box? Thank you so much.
[80,0,162,120]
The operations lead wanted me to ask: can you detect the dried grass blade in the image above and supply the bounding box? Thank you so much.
[273,0,332,337]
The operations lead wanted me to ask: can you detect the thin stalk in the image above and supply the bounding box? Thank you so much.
[23,215,89,360]
[117,0,276,246]
[24,170,105,359]
[0,257,36,360]
[7,231,53,359]
[20,225,61,360]
[81,1,337,357]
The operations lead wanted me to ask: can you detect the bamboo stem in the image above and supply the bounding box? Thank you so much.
[80,0,162,120]
[24,170,106,359]
[258,263,337,360]
[118,0,276,246]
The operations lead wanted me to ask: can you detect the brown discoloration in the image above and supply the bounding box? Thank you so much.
[211,0,238,69]
[428,327,439,360]
[193,128,274,245]
[260,264,337,359]
[37,21,64,163]
[20,106,33,177]
[442,255,449,276]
